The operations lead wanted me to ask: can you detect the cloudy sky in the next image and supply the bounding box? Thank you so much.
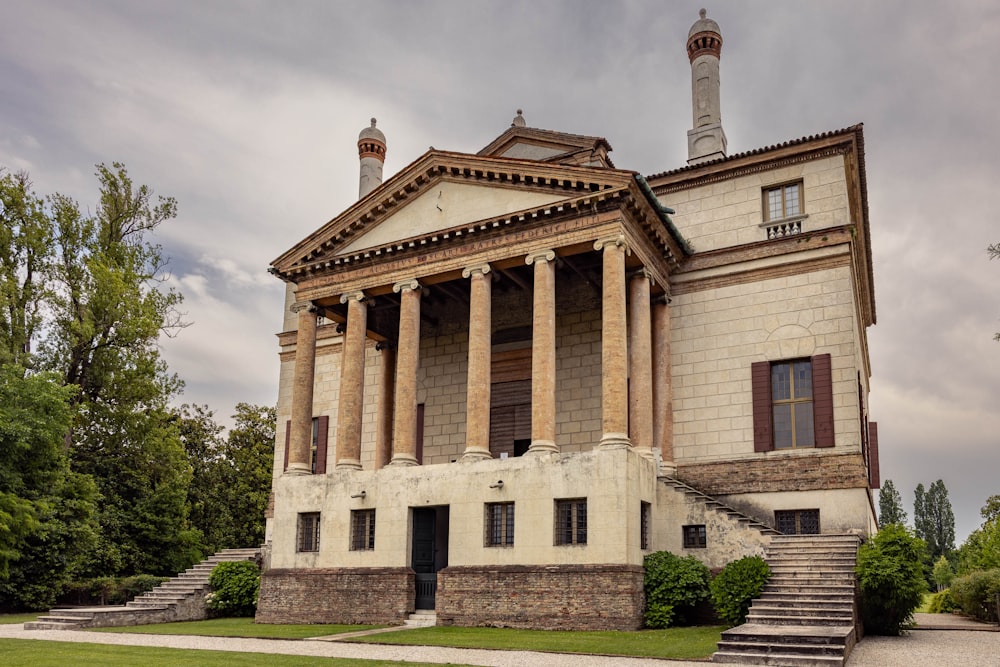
[2,1,998,543]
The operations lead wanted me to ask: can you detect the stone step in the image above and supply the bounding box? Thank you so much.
[746,613,850,626]
[717,640,845,656]
[752,599,853,612]
[404,610,437,627]
[23,620,84,631]
[767,574,854,585]
[749,605,853,619]
[720,624,852,646]
[712,650,845,666]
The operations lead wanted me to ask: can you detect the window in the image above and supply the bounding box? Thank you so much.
[297,512,320,552]
[764,181,803,221]
[350,509,376,551]
[282,416,329,474]
[555,499,587,545]
[683,524,707,549]
[775,509,820,535]
[485,502,515,547]
[640,502,651,551]
[751,354,834,452]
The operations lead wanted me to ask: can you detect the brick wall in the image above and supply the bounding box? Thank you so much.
[676,451,869,496]
[437,564,644,631]
[255,568,412,624]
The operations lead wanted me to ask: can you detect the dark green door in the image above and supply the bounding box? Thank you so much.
[412,508,437,609]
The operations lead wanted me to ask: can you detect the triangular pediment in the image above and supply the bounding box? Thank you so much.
[271,150,638,278]
[338,181,567,255]
[478,126,615,168]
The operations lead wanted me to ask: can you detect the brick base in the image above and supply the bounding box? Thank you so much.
[437,564,644,630]
[676,451,869,496]
[255,567,413,624]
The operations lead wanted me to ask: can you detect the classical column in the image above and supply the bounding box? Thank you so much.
[335,291,368,470]
[374,342,396,470]
[628,269,654,459]
[390,279,421,466]
[461,264,493,461]
[526,250,558,454]
[653,295,675,473]
[595,236,631,449]
[287,301,318,474]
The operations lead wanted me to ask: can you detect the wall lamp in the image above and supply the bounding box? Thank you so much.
[489,480,504,489]
[350,491,366,499]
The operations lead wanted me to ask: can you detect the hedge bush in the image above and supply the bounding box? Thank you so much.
[856,524,927,635]
[710,555,771,626]
[950,568,1000,623]
[206,561,260,617]
[643,551,711,628]
[927,588,958,614]
[60,575,168,606]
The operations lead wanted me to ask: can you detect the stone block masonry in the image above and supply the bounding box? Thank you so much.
[256,568,413,624]
[436,564,644,631]
[677,451,869,496]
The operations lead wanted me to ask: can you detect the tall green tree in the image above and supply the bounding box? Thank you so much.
[222,403,276,549]
[0,365,98,610]
[914,480,956,561]
[878,479,907,526]
[179,403,227,551]
[981,495,1000,523]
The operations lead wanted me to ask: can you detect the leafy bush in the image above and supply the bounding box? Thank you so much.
[643,551,711,628]
[927,589,958,614]
[206,561,260,617]
[950,568,1000,623]
[710,555,771,626]
[856,524,928,635]
[60,575,168,606]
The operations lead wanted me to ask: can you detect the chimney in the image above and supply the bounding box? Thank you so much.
[686,9,727,165]
[358,118,386,198]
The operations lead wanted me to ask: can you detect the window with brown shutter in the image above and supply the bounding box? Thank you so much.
[751,354,833,451]
[283,416,329,473]
[868,422,880,489]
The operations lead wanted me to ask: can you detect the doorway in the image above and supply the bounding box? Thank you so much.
[411,506,449,610]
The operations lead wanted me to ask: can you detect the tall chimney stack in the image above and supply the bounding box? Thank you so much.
[686,9,727,165]
[358,118,386,198]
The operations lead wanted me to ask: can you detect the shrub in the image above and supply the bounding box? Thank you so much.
[60,575,168,606]
[950,568,1000,623]
[927,589,957,614]
[856,524,928,635]
[207,561,260,617]
[643,551,711,628]
[710,555,771,626]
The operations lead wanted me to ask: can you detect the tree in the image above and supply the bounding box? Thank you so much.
[878,479,907,526]
[0,365,98,610]
[178,404,226,551]
[914,480,956,561]
[932,555,954,591]
[222,403,276,549]
[981,495,1000,523]
[856,524,927,635]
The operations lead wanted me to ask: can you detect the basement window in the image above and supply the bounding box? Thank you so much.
[485,502,515,547]
[350,509,376,551]
[775,509,820,535]
[297,512,321,552]
[640,502,651,550]
[555,499,587,545]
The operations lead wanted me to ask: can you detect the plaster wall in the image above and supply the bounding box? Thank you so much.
[268,448,657,570]
[719,487,875,535]
[669,263,862,464]
[664,154,849,252]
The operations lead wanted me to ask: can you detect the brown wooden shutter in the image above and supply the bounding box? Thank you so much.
[868,422,880,489]
[751,361,773,452]
[283,420,291,471]
[314,415,329,474]
[416,403,425,465]
[811,353,834,447]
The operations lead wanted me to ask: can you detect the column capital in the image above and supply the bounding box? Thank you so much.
[594,235,630,254]
[375,340,397,352]
[340,290,368,304]
[393,278,421,293]
[525,249,556,266]
[290,301,317,314]
[628,267,655,285]
[461,263,491,279]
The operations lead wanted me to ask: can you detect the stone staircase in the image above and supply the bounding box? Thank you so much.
[712,534,862,667]
[25,548,261,630]
[404,610,437,627]
[660,477,781,536]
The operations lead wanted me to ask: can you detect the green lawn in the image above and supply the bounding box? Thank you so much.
[0,613,40,625]
[92,617,382,638]
[346,625,725,660]
[0,639,472,667]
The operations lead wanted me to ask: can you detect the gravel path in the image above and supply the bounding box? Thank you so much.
[2,619,997,667]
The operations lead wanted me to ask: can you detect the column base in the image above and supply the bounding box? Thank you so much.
[336,459,363,471]
[526,440,559,455]
[460,448,493,462]
[388,454,419,467]
[635,447,655,461]
[659,461,678,476]
[598,432,632,450]
[284,463,312,476]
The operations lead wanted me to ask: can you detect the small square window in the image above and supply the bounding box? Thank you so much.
[640,502,651,551]
[763,181,803,222]
[297,512,320,552]
[351,509,376,551]
[555,499,587,545]
[485,502,515,547]
[682,524,707,549]
[775,509,820,535]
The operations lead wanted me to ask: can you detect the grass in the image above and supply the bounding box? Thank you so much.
[92,617,382,639]
[0,639,473,667]
[346,624,725,660]
[0,613,40,625]
[916,592,935,613]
